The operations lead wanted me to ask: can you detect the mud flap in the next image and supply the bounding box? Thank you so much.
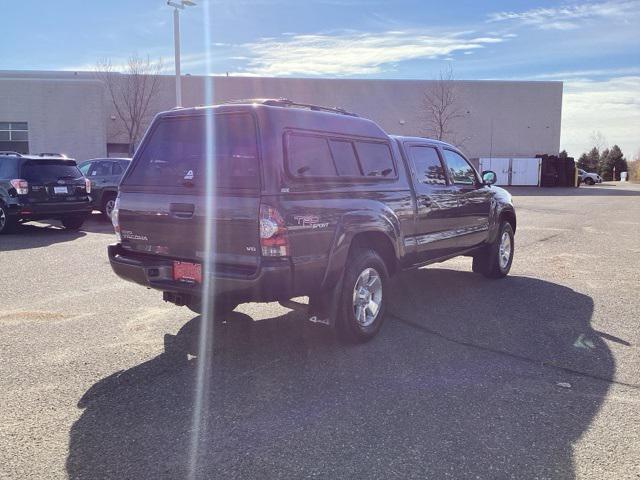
[308,273,344,329]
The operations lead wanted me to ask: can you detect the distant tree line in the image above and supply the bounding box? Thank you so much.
[628,152,640,183]
[562,143,629,181]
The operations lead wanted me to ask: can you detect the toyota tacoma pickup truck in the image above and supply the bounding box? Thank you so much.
[108,99,516,342]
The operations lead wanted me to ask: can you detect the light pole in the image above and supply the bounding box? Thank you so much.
[167,0,196,108]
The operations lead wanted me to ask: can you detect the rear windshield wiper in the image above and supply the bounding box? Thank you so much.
[367,168,393,177]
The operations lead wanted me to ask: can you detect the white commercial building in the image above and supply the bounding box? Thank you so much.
[1,70,562,184]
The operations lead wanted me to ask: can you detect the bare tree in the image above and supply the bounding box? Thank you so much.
[589,130,608,153]
[95,55,163,155]
[424,65,469,147]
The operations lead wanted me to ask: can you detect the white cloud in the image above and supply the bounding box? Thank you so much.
[561,76,640,157]
[240,30,506,76]
[522,67,640,80]
[489,0,640,30]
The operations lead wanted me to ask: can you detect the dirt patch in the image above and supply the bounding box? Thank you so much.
[0,311,68,322]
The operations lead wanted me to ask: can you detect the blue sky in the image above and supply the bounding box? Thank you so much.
[2,0,639,157]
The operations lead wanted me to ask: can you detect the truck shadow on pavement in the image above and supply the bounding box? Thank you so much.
[67,269,613,479]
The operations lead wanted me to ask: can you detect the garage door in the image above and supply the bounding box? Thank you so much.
[511,158,541,186]
[479,158,510,185]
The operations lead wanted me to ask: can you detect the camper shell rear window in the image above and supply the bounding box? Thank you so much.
[124,113,260,190]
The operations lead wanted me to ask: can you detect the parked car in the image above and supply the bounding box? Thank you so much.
[578,168,602,185]
[108,99,516,342]
[0,152,91,233]
[78,158,130,219]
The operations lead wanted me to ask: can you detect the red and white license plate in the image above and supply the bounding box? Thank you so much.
[172,261,202,283]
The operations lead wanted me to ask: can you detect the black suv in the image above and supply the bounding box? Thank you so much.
[109,99,516,342]
[0,152,91,233]
[78,158,131,219]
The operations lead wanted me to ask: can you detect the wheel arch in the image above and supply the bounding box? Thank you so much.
[348,231,398,276]
[500,207,516,233]
[320,210,402,289]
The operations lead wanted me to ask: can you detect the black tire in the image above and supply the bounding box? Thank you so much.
[0,204,16,234]
[101,193,117,220]
[61,215,86,230]
[472,221,514,279]
[585,177,595,185]
[336,248,388,343]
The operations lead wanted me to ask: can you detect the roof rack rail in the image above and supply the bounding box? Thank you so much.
[0,151,23,157]
[37,152,67,158]
[223,98,359,117]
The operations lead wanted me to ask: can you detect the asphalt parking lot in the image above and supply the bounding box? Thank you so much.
[1,182,639,479]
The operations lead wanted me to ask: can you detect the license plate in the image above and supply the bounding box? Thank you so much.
[172,261,202,283]
[53,186,68,194]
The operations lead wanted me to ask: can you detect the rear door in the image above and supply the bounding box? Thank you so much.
[118,112,262,274]
[21,160,87,202]
[112,160,128,180]
[87,161,114,202]
[404,143,460,261]
[441,149,492,249]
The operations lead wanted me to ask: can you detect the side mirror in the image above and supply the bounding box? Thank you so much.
[482,170,497,186]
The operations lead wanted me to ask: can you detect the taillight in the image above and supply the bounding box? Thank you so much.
[260,204,289,257]
[111,196,121,241]
[84,178,92,194]
[10,179,28,195]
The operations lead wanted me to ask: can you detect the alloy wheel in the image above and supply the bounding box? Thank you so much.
[105,199,116,218]
[352,267,383,327]
[499,231,512,269]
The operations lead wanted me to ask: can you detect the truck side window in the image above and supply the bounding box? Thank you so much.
[287,134,337,177]
[354,141,395,177]
[409,146,447,185]
[89,161,112,177]
[443,149,477,185]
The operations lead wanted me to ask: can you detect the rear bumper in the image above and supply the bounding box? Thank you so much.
[7,200,91,218]
[107,243,294,302]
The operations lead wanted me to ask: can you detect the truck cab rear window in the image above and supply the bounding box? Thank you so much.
[125,113,259,190]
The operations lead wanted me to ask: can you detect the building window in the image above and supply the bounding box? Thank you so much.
[107,143,131,157]
[0,122,29,154]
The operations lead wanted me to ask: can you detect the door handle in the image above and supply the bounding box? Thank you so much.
[169,203,195,219]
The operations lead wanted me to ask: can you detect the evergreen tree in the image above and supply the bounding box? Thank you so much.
[598,148,610,177]
[577,152,589,170]
[579,147,600,173]
[600,145,627,180]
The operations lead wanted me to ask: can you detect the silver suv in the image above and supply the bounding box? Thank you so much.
[578,169,602,185]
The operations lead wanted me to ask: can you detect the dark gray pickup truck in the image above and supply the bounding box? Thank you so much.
[108,99,516,342]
